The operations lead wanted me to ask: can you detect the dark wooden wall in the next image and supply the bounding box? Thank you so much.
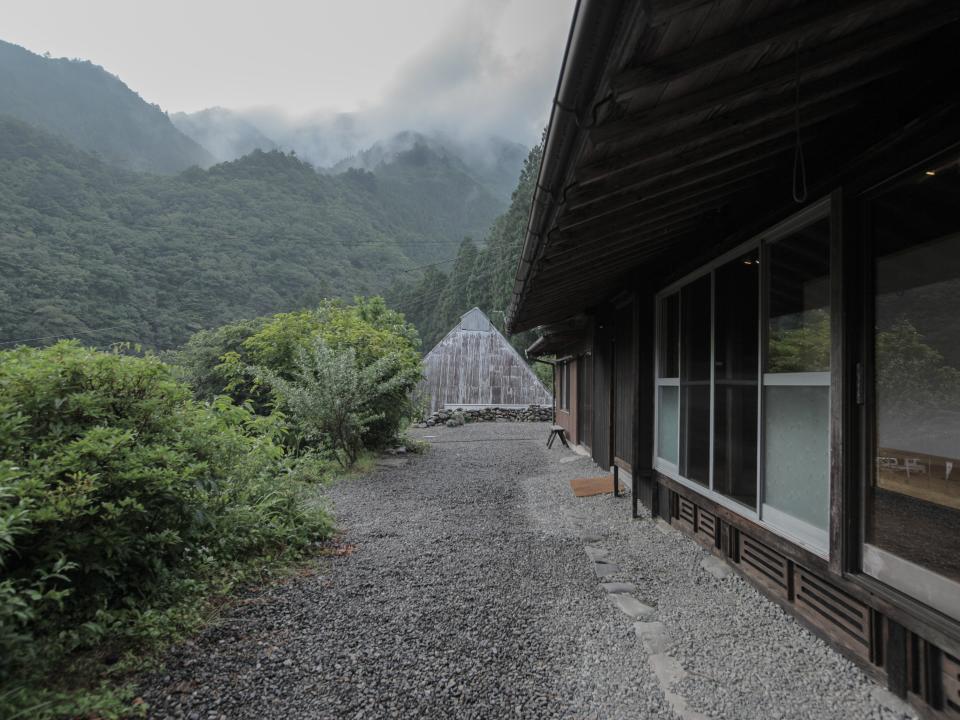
[579,351,593,450]
[554,358,578,444]
[592,306,614,469]
[634,290,657,513]
[614,299,635,469]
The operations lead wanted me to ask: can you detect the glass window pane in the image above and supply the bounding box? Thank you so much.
[680,275,711,485]
[715,251,759,382]
[768,220,831,373]
[763,219,831,551]
[868,161,960,600]
[657,385,679,465]
[714,384,758,506]
[713,254,759,507]
[658,293,679,378]
[680,385,710,485]
[763,385,829,549]
[681,276,711,381]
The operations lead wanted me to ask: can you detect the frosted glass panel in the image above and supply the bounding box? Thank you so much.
[764,385,829,547]
[658,386,679,466]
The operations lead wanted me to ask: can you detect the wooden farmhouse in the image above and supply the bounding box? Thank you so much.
[507,2,960,717]
[420,308,552,413]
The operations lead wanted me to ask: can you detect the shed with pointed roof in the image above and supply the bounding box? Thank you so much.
[419,308,552,413]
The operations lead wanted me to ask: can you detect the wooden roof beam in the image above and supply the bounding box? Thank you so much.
[570,101,842,202]
[531,222,704,287]
[580,62,897,183]
[545,182,752,262]
[612,0,899,101]
[593,0,960,148]
[558,136,794,231]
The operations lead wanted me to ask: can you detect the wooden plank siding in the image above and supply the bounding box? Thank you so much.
[578,351,593,450]
[591,307,614,469]
[421,308,553,413]
[554,357,578,445]
[613,299,635,470]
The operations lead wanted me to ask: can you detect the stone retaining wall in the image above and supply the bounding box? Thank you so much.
[419,405,553,427]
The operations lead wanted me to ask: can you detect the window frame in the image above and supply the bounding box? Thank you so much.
[857,153,960,620]
[653,197,832,555]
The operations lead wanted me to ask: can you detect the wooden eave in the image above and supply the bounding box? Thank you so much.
[506,0,960,335]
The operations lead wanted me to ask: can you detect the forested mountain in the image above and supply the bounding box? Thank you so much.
[172,108,527,202]
[0,115,469,349]
[330,131,527,202]
[388,142,543,351]
[0,40,212,173]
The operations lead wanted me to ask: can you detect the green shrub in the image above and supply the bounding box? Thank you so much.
[0,342,332,710]
[172,296,423,456]
[255,336,422,466]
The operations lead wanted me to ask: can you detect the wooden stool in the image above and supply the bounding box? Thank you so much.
[547,425,569,449]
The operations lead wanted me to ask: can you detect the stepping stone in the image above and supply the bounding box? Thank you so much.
[700,555,733,579]
[581,530,606,543]
[584,546,610,563]
[592,562,619,578]
[655,520,674,535]
[634,621,670,654]
[600,582,637,594]
[610,593,655,619]
[559,456,579,464]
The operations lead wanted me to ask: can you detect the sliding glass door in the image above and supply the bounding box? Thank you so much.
[863,157,960,620]
[653,201,832,555]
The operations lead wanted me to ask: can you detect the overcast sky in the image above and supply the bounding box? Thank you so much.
[3,0,576,145]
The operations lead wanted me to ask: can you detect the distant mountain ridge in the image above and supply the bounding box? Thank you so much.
[328,130,527,202]
[0,39,213,173]
[171,108,527,202]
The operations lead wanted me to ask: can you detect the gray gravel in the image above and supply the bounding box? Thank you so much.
[139,421,917,719]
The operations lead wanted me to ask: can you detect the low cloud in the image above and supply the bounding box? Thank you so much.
[374,0,572,144]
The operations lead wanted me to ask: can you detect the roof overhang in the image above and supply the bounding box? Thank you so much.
[507,0,960,335]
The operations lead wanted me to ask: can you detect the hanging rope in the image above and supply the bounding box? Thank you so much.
[792,41,808,204]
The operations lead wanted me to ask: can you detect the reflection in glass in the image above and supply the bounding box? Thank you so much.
[713,253,759,507]
[768,220,831,373]
[866,162,960,616]
[657,386,679,466]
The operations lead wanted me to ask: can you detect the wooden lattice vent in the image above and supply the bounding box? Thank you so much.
[738,533,789,599]
[696,507,716,547]
[677,496,696,531]
[794,566,871,662]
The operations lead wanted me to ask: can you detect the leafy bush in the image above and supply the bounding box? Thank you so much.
[256,337,422,466]
[173,297,423,455]
[0,342,332,712]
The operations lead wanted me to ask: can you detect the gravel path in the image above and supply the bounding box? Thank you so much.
[140,422,917,719]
